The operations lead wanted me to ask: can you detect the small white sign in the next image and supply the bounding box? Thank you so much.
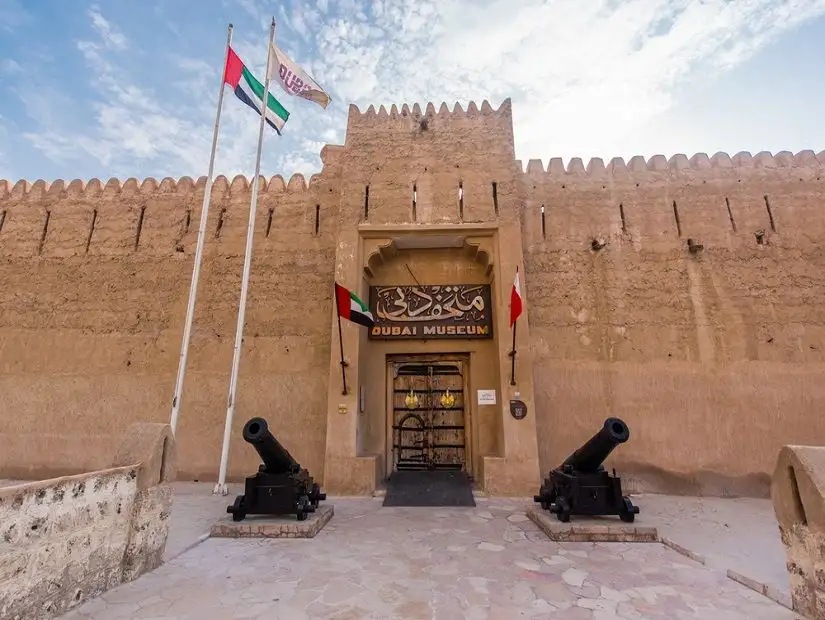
[477,389,497,406]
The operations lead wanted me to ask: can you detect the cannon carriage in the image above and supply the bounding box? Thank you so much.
[227,417,326,522]
[534,417,640,523]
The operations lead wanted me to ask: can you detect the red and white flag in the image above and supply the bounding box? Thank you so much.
[510,266,523,327]
[268,41,331,109]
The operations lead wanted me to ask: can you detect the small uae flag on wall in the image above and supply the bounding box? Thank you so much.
[334,282,373,394]
[335,282,375,328]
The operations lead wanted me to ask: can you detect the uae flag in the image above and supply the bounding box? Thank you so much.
[335,283,375,328]
[223,46,290,134]
[510,266,523,327]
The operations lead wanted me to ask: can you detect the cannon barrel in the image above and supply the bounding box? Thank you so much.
[561,417,630,473]
[242,417,299,473]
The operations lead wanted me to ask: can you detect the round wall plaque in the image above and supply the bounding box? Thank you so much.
[510,399,527,420]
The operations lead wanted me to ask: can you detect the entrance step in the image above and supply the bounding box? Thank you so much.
[382,470,476,507]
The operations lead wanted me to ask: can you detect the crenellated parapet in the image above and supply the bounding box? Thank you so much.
[0,168,343,259]
[344,98,514,149]
[0,172,329,202]
[522,150,825,178]
[348,98,511,122]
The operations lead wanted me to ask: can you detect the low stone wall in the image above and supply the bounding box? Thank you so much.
[771,445,825,619]
[0,422,176,620]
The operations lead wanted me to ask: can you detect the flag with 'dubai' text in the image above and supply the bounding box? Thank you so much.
[224,46,290,134]
[268,41,331,109]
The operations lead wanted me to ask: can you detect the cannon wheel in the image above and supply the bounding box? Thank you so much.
[296,495,310,521]
[230,496,247,522]
[619,498,636,523]
[539,487,556,511]
[553,497,571,523]
[310,483,321,508]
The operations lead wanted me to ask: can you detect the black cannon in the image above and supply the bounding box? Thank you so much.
[227,417,326,522]
[534,417,640,523]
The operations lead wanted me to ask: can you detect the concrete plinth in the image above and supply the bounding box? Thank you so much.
[526,506,658,542]
[211,505,334,539]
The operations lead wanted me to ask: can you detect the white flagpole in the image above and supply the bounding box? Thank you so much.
[170,23,234,436]
[213,17,277,495]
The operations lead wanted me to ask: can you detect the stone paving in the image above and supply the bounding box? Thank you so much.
[60,493,800,620]
[163,482,244,560]
[635,493,791,603]
[163,484,792,601]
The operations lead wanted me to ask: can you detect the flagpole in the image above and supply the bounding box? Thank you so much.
[170,23,233,436]
[213,18,276,496]
[509,265,521,386]
[337,310,348,395]
[509,320,517,385]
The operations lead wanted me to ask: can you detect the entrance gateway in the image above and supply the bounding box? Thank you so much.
[366,281,495,505]
[383,355,477,507]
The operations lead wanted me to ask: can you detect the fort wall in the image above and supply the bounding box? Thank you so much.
[522,149,825,495]
[1,97,824,496]
[0,165,341,483]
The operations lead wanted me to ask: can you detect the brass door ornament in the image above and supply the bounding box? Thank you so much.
[440,388,455,409]
[405,388,419,409]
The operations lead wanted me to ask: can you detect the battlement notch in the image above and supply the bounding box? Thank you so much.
[523,149,825,179]
[345,98,513,141]
[0,172,328,202]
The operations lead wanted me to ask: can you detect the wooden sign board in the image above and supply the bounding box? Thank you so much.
[369,284,494,340]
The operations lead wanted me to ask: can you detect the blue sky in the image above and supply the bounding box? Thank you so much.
[0,0,824,183]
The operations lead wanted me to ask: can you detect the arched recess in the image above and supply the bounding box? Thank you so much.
[356,232,502,482]
[363,235,494,280]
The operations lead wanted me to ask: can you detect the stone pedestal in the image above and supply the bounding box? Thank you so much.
[211,505,334,539]
[526,506,658,542]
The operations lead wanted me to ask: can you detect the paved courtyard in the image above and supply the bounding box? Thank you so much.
[57,485,799,620]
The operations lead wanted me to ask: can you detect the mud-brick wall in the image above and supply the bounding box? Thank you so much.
[521,151,825,496]
[339,100,518,225]
[0,168,340,482]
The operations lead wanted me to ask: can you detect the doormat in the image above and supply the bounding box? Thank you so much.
[382,470,476,507]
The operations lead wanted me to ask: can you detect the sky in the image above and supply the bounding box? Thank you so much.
[0,0,824,184]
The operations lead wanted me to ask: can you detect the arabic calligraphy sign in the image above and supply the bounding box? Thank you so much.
[369,284,494,340]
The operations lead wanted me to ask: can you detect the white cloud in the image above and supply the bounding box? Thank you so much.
[12,14,192,177]
[277,150,321,178]
[8,0,825,182]
[88,4,128,50]
[0,58,22,75]
[304,0,825,162]
[0,0,30,32]
[0,115,11,180]
[229,0,270,31]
